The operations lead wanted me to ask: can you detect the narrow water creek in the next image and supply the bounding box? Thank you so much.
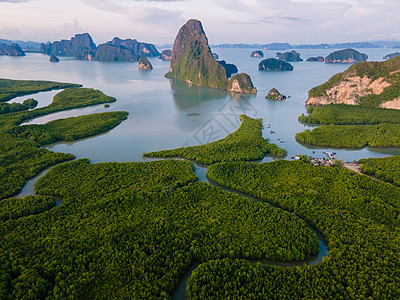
[170,164,329,300]
[15,160,329,300]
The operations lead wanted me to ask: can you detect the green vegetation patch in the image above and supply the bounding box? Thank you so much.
[196,160,400,298]
[0,83,125,200]
[0,159,317,299]
[0,78,80,102]
[0,195,56,222]
[0,100,37,115]
[359,156,400,186]
[11,111,128,145]
[299,103,400,125]
[296,123,400,148]
[144,115,286,164]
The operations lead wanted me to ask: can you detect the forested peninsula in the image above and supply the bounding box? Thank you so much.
[144,114,286,164]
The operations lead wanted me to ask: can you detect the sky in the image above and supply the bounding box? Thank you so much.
[0,0,400,45]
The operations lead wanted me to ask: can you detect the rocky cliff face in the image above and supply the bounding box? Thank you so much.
[325,49,368,63]
[166,19,229,89]
[41,33,97,58]
[0,43,25,56]
[228,73,257,94]
[107,37,160,58]
[40,34,159,62]
[307,57,400,109]
[95,44,138,61]
[307,76,391,106]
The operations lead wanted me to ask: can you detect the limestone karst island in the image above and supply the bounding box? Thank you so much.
[165,19,257,94]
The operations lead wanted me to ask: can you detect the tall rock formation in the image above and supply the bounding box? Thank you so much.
[41,33,96,59]
[166,19,229,89]
[41,34,160,62]
[166,19,256,93]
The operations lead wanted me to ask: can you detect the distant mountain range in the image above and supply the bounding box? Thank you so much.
[2,37,400,53]
[0,39,42,51]
[212,41,400,50]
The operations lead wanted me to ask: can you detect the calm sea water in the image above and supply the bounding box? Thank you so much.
[2,48,400,163]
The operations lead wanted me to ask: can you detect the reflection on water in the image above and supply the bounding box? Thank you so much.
[171,79,227,110]
[7,89,61,109]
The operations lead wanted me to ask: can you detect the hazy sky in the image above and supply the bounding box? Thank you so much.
[1,0,399,45]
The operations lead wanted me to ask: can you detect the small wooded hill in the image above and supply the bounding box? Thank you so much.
[307,57,400,108]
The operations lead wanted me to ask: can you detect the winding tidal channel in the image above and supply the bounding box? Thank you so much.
[16,160,329,300]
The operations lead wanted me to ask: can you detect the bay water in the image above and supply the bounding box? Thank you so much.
[2,48,400,163]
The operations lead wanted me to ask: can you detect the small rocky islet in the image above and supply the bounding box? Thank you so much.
[307,56,325,62]
[266,88,286,100]
[251,50,264,58]
[258,58,294,71]
[138,57,153,70]
[49,54,59,62]
[278,50,303,62]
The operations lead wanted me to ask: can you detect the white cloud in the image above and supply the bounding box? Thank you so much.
[62,18,83,34]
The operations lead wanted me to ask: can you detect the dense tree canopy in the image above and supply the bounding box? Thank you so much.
[145,114,286,164]
[0,78,80,102]
[299,103,400,125]
[201,160,400,299]
[0,159,317,299]
[0,83,126,200]
[296,123,400,148]
[359,156,400,186]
